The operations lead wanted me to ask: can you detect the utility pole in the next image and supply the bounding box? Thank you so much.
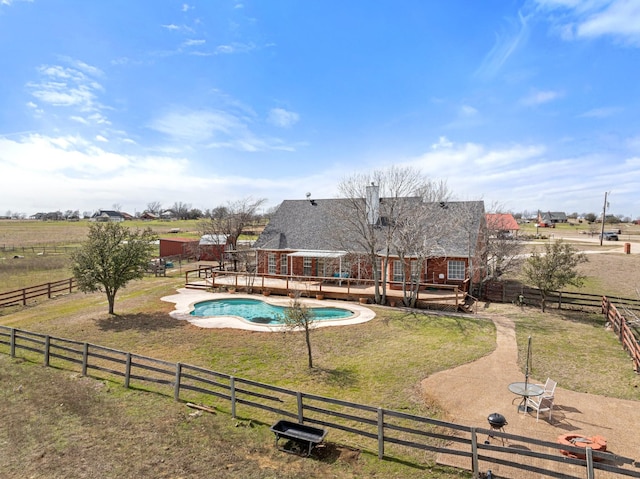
[600,192,608,246]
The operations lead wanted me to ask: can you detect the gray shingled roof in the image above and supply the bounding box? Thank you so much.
[254,198,485,258]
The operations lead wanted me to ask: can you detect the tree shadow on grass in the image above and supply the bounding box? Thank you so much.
[96,312,181,333]
[311,366,359,389]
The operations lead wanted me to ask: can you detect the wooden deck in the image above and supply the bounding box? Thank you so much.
[184,267,474,313]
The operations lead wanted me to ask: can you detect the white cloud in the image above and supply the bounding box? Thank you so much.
[0,133,308,215]
[535,0,640,46]
[475,10,530,79]
[149,109,243,142]
[431,136,453,149]
[149,107,296,153]
[183,39,206,47]
[25,59,109,128]
[578,106,621,118]
[267,108,300,128]
[214,42,256,54]
[1,0,33,6]
[460,105,478,117]
[520,89,563,106]
[96,135,108,142]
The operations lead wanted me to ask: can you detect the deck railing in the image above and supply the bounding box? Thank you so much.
[184,266,463,308]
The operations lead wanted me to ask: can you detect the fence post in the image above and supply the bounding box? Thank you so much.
[586,447,594,479]
[82,342,89,376]
[471,427,479,479]
[44,335,50,367]
[10,328,16,358]
[69,278,73,293]
[230,376,237,419]
[47,282,52,299]
[296,391,304,423]
[124,353,132,388]
[377,407,385,459]
[174,363,182,401]
[22,288,26,306]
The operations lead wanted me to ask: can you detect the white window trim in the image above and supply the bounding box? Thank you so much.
[447,260,466,281]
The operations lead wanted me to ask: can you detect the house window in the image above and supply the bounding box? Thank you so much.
[448,260,466,280]
[280,254,287,275]
[303,257,312,276]
[268,253,276,275]
[392,260,404,282]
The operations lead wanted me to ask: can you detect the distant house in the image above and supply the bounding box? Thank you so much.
[486,213,520,237]
[253,191,486,291]
[538,211,568,225]
[91,210,125,222]
[140,212,159,220]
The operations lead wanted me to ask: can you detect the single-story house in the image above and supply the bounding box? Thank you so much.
[486,213,520,237]
[91,210,125,222]
[253,190,486,292]
[140,212,159,220]
[538,211,568,225]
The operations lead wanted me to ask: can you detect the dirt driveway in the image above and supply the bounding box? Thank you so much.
[421,313,640,478]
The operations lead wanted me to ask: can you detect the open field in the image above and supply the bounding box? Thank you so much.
[0,218,205,248]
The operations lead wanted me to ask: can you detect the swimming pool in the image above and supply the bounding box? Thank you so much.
[190,298,355,324]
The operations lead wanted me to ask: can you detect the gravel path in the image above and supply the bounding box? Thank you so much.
[420,314,640,477]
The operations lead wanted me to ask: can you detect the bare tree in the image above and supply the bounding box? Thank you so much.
[281,295,317,368]
[171,202,192,220]
[199,197,266,271]
[392,198,459,307]
[336,166,446,305]
[483,206,524,282]
[146,201,162,215]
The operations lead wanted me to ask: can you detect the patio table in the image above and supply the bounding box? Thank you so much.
[508,382,544,414]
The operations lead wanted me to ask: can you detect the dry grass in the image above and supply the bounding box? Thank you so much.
[0,355,384,479]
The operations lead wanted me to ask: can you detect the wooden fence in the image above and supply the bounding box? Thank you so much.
[1,326,638,479]
[602,297,640,373]
[483,280,640,312]
[0,244,79,254]
[0,278,76,307]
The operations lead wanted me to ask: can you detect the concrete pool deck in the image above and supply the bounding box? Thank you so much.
[161,288,376,332]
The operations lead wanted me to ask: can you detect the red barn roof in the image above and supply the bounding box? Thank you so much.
[486,213,520,231]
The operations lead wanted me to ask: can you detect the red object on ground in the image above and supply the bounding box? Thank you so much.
[558,434,607,459]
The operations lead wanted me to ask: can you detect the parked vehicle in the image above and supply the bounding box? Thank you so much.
[601,232,619,241]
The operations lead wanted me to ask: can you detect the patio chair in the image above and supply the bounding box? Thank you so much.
[537,378,557,399]
[526,394,554,422]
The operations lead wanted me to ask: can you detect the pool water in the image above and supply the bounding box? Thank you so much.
[190,298,354,324]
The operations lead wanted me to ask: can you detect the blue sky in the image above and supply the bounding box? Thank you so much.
[1,0,640,218]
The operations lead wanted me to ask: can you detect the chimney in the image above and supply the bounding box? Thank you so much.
[366,182,380,225]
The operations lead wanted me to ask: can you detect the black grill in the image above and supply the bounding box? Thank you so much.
[487,412,507,429]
